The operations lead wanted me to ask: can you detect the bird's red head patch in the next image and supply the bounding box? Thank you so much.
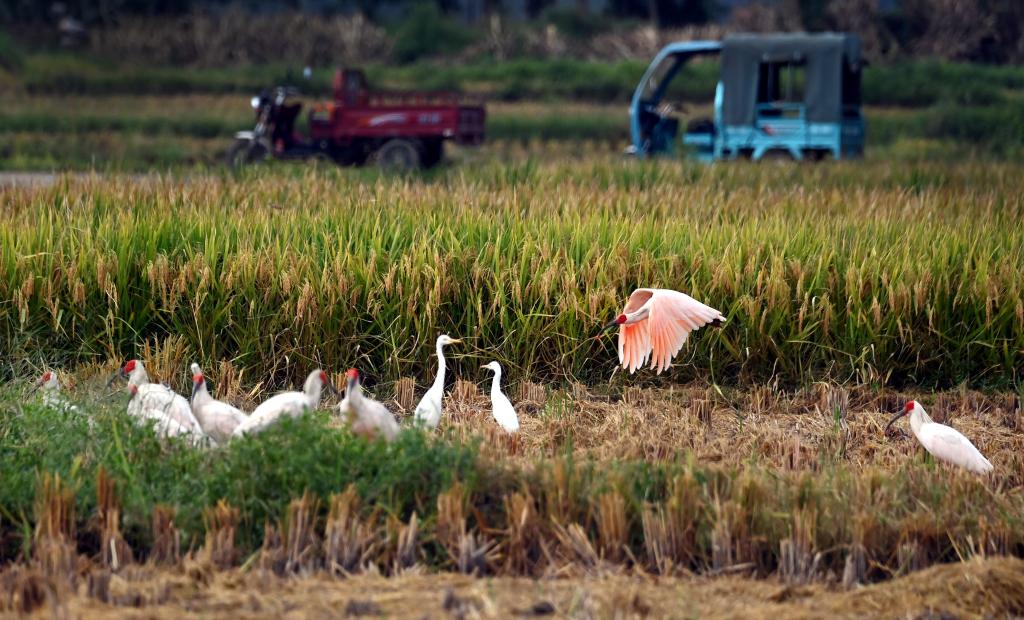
[319,370,328,384]
[616,314,627,325]
[41,372,52,382]
[124,360,137,373]
[346,368,359,380]
[905,401,916,412]
[192,373,203,384]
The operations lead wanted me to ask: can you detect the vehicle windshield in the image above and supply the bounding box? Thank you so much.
[641,55,682,102]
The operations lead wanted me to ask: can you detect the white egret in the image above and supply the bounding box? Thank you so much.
[413,334,462,429]
[481,361,518,434]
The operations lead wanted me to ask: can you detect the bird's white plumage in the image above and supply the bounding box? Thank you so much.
[413,335,460,429]
[34,372,79,413]
[130,384,201,434]
[128,385,205,444]
[917,421,993,474]
[339,371,399,442]
[120,360,203,433]
[614,288,724,375]
[190,363,248,444]
[233,369,329,437]
[482,361,519,433]
[892,401,993,474]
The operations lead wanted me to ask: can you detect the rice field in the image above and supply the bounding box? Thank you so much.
[2,155,1023,617]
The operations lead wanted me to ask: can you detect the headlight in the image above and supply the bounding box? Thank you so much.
[250,96,261,109]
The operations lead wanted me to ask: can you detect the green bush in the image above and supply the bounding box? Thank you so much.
[0,31,24,72]
[390,3,479,64]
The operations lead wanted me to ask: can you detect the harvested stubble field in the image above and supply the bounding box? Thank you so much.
[1,158,1023,617]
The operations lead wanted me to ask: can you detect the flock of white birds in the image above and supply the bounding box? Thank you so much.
[29,333,517,447]
[27,287,994,474]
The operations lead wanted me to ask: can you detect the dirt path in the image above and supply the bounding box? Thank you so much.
[0,171,60,187]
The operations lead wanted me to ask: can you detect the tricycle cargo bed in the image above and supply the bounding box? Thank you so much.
[310,103,485,145]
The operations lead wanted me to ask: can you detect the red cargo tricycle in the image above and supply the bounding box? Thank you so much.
[227,69,486,171]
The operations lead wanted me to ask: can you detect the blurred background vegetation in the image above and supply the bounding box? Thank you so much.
[0,0,1021,169]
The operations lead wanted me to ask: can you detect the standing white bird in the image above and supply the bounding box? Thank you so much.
[885,400,994,474]
[30,371,78,412]
[109,359,203,435]
[232,368,339,437]
[481,361,519,433]
[338,368,399,442]
[413,334,462,429]
[189,363,248,444]
[600,288,725,375]
[128,384,197,440]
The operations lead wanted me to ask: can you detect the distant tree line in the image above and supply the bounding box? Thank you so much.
[2,0,1021,63]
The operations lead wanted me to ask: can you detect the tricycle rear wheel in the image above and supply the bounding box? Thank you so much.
[374,139,421,172]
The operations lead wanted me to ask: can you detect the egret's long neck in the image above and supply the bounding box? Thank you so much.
[490,368,502,395]
[431,341,447,392]
[348,381,364,405]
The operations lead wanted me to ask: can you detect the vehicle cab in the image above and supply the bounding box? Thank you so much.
[630,33,864,162]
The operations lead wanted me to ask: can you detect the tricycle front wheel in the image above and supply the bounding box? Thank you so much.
[226,139,269,169]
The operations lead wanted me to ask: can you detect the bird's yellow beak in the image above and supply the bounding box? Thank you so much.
[450,339,462,344]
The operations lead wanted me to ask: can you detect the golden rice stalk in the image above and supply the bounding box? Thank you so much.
[201,500,239,570]
[32,473,76,580]
[150,505,180,566]
[393,377,416,412]
[385,513,419,575]
[593,491,627,564]
[283,491,320,575]
[502,491,543,576]
[551,522,599,571]
[779,507,819,584]
[258,522,285,575]
[95,468,133,571]
[324,486,379,575]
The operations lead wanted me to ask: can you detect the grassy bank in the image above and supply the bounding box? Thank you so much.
[1,162,1022,389]
[2,382,1022,578]
[14,54,1024,108]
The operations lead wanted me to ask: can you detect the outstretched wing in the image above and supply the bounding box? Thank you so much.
[647,290,725,374]
[618,320,651,374]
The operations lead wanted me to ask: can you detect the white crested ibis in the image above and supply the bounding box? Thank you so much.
[885,400,994,474]
[338,368,399,442]
[413,334,461,429]
[31,371,78,412]
[600,288,725,374]
[232,368,339,437]
[189,363,248,444]
[128,384,203,442]
[109,359,202,435]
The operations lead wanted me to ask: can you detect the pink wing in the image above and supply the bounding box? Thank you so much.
[618,289,725,375]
